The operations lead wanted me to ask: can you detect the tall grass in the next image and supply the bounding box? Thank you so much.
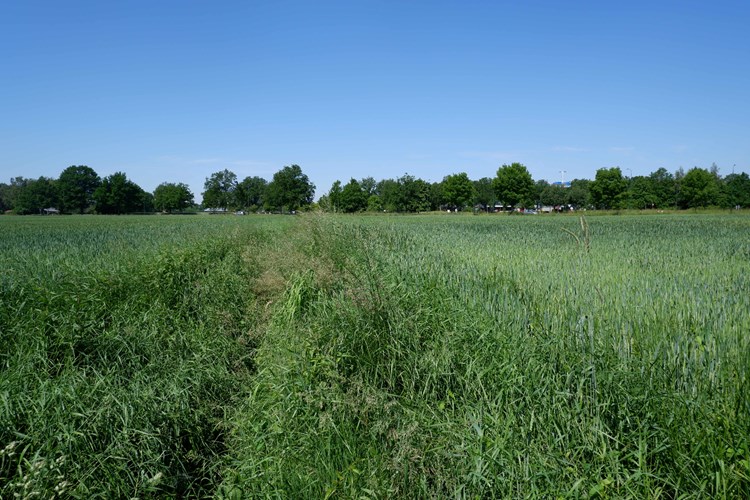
[221,214,750,498]
[2,214,749,497]
[0,216,292,497]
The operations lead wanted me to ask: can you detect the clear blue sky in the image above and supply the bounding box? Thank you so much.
[2,0,749,202]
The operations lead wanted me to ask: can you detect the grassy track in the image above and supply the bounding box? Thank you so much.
[2,214,749,497]
[221,213,750,498]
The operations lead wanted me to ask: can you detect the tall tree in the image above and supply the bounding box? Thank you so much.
[493,163,534,209]
[0,182,10,212]
[648,168,677,208]
[154,182,194,212]
[428,181,444,211]
[723,172,750,208]
[533,180,549,206]
[58,165,100,214]
[397,174,430,212]
[202,169,237,209]
[539,183,568,207]
[1,177,29,212]
[442,172,475,210]
[141,191,155,213]
[590,167,627,209]
[679,167,720,208]
[327,180,343,212]
[626,176,658,209]
[473,177,495,211]
[360,177,377,197]
[235,176,268,210]
[376,178,399,212]
[339,178,367,212]
[265,164,315,212]
[568,179,591,209]
[93,172,145,214]
[13,177,60,214]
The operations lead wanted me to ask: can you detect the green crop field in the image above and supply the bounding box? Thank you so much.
[2,213,749,498]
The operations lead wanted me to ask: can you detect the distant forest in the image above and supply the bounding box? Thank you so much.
[2,162,748,215]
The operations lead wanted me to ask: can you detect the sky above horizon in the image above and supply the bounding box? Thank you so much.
[2,0,749,202]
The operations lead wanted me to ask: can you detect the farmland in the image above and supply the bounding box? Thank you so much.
[2,213,749,497]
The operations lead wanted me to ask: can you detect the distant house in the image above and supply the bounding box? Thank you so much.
[43,207,60,215]
[203,208,227,213]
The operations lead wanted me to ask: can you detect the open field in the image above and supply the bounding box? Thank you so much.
[2,214,749,497]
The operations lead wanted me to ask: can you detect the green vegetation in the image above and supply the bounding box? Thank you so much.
[493,162,535,209]
[0,215,293,497]
[57,165,101,214]
[92,172,151,215]
[0,163,317,215]
[153,182,195,213]
[218,214,750,497]
[2,214,749,497]
[319,164,748,213]
[264,164,316,213]
[2,162,749,215]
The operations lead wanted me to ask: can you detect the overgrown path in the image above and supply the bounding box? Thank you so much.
[2,214,749,498]
[0,215,302,498]
[221,214,750,498]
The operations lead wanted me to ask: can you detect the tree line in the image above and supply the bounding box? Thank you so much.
[0,164,314,215]
[2,162,748,215]
[320,163,750,213]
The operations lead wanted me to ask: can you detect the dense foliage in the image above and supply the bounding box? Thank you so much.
[93,172,149,214]
[153,182,194,212]
[264,164,316,212]
[320,164,749,213]
[493,162,535,208]
[57,165,100,214]
[1,162,749,215]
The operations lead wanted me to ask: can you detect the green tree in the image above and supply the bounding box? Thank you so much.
[539,183,567,207]
[674,167,686,207]
[339,178,367,212]
[723,172,750,208]
[590,167,627,209]
[568,179,591,209]
[202,169,238,209]
[360,177,377,197]
[367,194,382,212]
[1,177,29,212]
[493,163,534,209]
[265,165,315,212]
[627,176,658,209]
[0,182,9,212]
[376,179,399,212]
[679,167,720,208]
[58,165,101,214]
[533,180,548,207]
[236,176,268,210]
[473,177,495,211]
[13,177,60,214]
[140,191,155,213]
[428,182,444,211]
[442,172,476,210]
[648,168,677,208]
[154,182,194,212]
[327,180,343,212]
[93,172,145,214]
[397,174,430,212]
